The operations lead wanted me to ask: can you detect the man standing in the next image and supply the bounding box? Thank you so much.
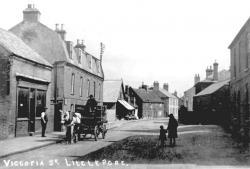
[86,95,97,113]
[41,107,48,137]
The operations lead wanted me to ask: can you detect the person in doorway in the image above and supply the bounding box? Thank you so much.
[167,114,178,147]
[41,107,48,137]
[159,125,167,147]
[85,95,97,113]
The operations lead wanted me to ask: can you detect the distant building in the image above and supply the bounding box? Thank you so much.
[228,17,250,139]
[183,62,230,112]
[152,82,179,119]
[10,4,104,131]
[103,79,134,121]
[193,80,230,125]
[127,87,164,119]
[0,28,52,139]
[182,62,230,124]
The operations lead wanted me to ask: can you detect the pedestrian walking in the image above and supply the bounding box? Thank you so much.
[167,114,178,147]
[159,125,167,147]
[41,107,48,137]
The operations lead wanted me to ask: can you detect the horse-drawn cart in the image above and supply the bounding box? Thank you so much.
[78,106,107,141]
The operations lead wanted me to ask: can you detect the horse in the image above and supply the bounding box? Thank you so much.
[60,110,81,144]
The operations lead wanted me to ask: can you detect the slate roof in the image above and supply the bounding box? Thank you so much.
[0,28,51,67]
[195,79,230,97]
[10,21,103,78]
[159,89,178,99]
[103,80,123,103]
[133,89,163,103]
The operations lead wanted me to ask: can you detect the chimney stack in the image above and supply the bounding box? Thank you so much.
[55,24,66,40]
[23,4,41,22]
[153,81,159,91]
[213,61,218,81]
[163,83,169,91]
[194,74,200,84]
[75,39,86,51]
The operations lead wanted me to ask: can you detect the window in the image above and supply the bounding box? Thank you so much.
[238,43,241,73]
[71,73,75,95]
[233,48,237,77]
[80,77,83,97]
[69,42,73,59]
[87,79,90,97]
[78,49,82,64]
[36,90,46,117]
[246,39,249,69]
[93,81,96,98]
[88,55,92,69]
[99,83,101,100]
[18,87,29,118]
[97,61,100,73]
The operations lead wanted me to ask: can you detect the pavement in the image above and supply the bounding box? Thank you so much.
[0,119,137,159]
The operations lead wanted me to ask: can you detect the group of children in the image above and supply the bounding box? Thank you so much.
[159,114,178,147]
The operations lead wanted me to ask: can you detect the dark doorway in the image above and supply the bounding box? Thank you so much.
[54,102,62,131]
[29,88,36,133]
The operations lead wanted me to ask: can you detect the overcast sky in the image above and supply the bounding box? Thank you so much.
[1,0,249,96]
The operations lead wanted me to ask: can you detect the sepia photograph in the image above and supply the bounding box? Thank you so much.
[0,0,250,168]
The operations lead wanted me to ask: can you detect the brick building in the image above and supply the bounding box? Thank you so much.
[0,28,52,139]
[10,4,104,131]
[228,17,250,139]
[127,87,164,119]
[152,82,179,119]
[182,62,230,124]
[193,80,230,125]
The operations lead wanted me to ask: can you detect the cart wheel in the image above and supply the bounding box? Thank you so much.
[94,125,99,141]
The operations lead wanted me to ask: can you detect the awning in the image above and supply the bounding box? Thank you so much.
[118,100,135,110]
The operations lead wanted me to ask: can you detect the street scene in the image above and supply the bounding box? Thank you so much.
[1,0,250,169]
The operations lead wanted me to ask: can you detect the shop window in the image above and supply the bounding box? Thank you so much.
[36,90,46,117]
[18,87,29,118]
[87,79,90,97]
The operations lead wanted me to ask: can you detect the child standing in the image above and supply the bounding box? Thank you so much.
[159,125,167,147]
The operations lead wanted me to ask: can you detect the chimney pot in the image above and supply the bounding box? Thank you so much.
[77,39,80,44]
[61,24,64,30]
[81,40,84,45]
[55,24,59,30]
[28,4,32,8]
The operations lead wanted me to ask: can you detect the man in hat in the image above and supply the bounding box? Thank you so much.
[41,107,48,137]
[86,95,97,113]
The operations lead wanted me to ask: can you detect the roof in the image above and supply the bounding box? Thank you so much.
[159,89,178,99]
[118,100,134,110]
[133,88,163,103]
[0,28,51,67]
[195,80,230,97]
[10,21,103,78]
[228,17,250,49]
[103,80,123,102]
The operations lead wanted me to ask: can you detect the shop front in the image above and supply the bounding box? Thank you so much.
[16,76,49,136]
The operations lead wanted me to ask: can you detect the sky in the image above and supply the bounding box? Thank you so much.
[0,0,249,96]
